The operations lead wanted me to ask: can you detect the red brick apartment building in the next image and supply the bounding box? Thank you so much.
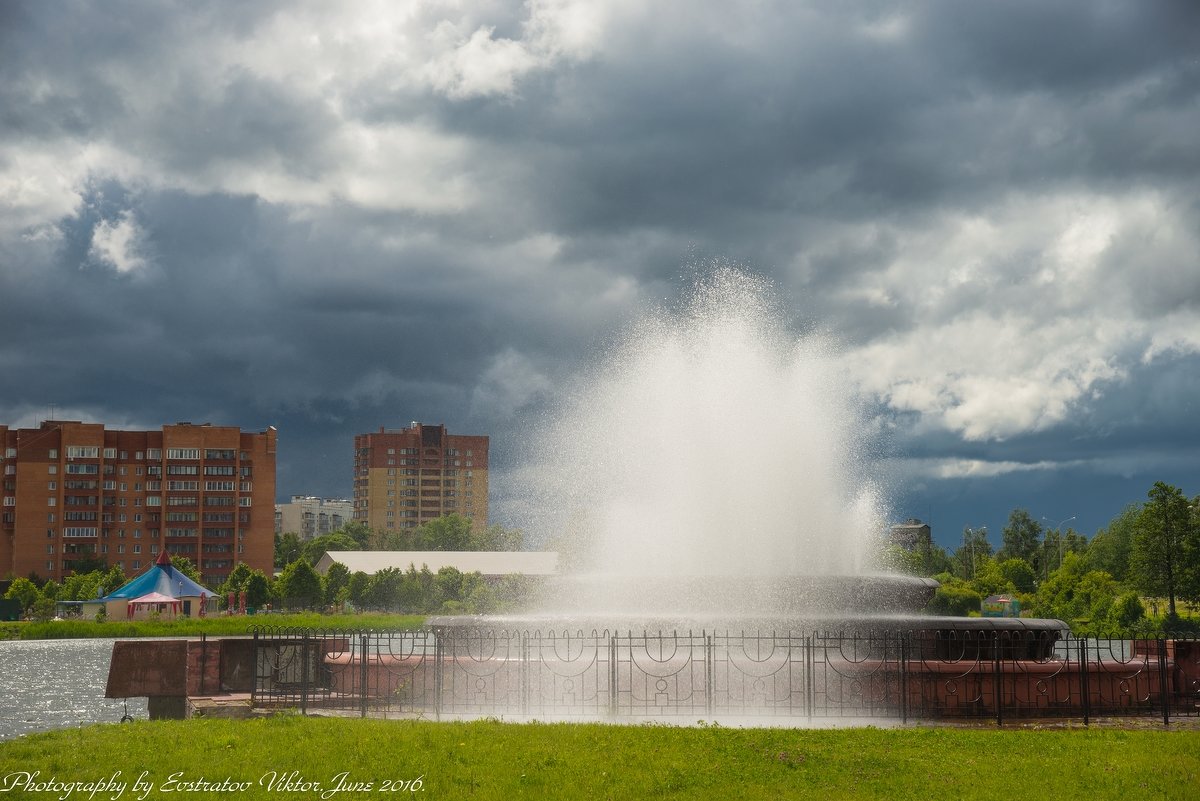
[353,423,488,532]
[0,421,276,587]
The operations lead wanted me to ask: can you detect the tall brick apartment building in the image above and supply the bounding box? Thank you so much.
[353,423,488,532]
[0,421,276,587]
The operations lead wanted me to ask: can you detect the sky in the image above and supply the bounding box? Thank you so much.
[2,1,1199,552]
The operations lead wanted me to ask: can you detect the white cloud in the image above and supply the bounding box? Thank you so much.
[842,189,1200,441]
[424,25,539,99]
[890,456,1063,480]
[88,211,148,273]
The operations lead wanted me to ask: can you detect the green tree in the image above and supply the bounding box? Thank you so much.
[31,595,57,622]
[415,514,474,551]
[364,567,404,611]
[245,570,272,610]
[926,577,982,616]
[473,523,524,551]
[169,555,203,584]
[346,571,371,608]
[1129,482,1197,620]
[1040,526,1087,580]
[97,564,127,598]
[1030,553,1123,630]
[275,532,303,569]
[339,521,373,548]
[218,562,254,599]
[4,577,41,612]
[1084,504,1138,582]
[953,526,993,579]
[59,570,104,602]
[323,561,351,606]
[968,557,1014,597]
[301,532,359,566]
[1102,591,1146,633]
[275,559,323,610]
[1000,509,1044,566]
[996,558,1037,594]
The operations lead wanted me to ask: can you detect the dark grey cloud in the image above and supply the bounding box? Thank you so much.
[3,1,1199,548]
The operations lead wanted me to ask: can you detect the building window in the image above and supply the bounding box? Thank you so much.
[166,448,200,460]
[47,497,56,506]
[103,448,117,459]
[67,446,100,459]
[48,465,57,474]
[132,560,140,570]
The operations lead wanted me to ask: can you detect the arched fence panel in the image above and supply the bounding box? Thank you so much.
[249,626,1200,724]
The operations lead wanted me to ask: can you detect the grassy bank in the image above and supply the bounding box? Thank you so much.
[1,718,1196,800]
[0,612,424,640]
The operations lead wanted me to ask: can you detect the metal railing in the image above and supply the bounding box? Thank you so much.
[250,626,1200,725]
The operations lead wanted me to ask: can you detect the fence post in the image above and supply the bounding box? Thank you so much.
[1158,637,1170,726]
[993,633,1003,726]
[199,633,207,696]
[1079,636,1090,726]
[250,629,259,706]
[704,634,713,718]
[805,633,814,723]
[900,632,908,725]
[434,629,444,721]
[300,631,310,716]
[608,634,618,718]
[520,632,529,718]
[359,633,369,719]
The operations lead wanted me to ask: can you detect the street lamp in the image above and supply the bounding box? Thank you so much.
[963,525,986,579]
[1041,515,1076,573]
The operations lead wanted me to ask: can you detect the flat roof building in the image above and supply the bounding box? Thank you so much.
[275,495,354,540]
[314,550,558,579]
[0,420,276,587]
[353,422,488,532]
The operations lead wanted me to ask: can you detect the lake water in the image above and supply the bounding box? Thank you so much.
[0,639,148,741]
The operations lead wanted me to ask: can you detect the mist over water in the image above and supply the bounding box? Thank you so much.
[527,269,887,600]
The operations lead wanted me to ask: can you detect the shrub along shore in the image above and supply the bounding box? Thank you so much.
[0,717,1196,800]
[0,612,424,640]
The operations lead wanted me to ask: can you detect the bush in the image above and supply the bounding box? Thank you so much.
[927,585,982,617]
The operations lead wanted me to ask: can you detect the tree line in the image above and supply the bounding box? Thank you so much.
[5,514,528,619]
[888,481,1200,633]
[273,514,524,569]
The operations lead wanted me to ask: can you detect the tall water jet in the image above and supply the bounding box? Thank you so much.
[518,268,927,622]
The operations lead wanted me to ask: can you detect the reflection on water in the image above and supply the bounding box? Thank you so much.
[0,639,148,740]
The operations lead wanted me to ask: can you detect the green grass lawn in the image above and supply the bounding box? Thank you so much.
[1,718,1196,800]
[0,612,424,640]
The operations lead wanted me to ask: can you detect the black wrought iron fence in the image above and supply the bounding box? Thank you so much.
[250,626,1200,725]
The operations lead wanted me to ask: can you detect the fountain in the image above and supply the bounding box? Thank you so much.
[436,268,1060,641]
[111,269,1198,724]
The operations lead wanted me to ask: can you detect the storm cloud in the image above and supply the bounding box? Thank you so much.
[3,0,1199,546]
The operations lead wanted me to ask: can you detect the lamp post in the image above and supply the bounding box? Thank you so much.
[963,526,986,579]
[1041,515,1076,574]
